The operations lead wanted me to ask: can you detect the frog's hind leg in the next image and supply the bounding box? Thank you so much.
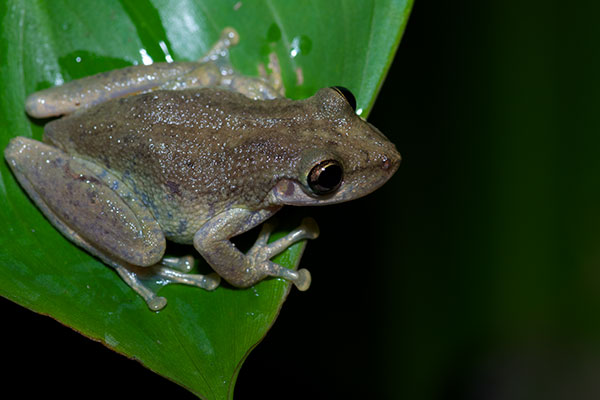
[5,137,167,266]
[5,137,218,311]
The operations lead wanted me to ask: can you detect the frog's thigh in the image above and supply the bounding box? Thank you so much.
[5,137,166,267]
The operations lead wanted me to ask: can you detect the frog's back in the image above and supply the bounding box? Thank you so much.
[42,89,308,240]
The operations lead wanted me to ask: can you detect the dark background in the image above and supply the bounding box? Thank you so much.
[4,0,600,399]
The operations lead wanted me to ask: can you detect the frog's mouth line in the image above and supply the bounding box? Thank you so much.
[269,172,395,207]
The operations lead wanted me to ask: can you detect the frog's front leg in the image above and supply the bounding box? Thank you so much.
[193,208,319,290]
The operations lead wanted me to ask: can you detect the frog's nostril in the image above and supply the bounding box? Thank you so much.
[381,152,401,173]
[382,156,391,171]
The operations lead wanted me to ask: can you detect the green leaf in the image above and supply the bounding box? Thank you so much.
[0,0,412,398]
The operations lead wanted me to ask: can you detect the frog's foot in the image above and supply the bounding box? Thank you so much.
[115,263,221,311]
[198,27,239,81]
[201,27,239,63]
[258,52,284,96]
[196,27,283,99]
[247,217,319,291]
[115,265,168,311]
[160,255,195,272]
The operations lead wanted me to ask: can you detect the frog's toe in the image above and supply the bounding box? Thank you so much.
[254,217,319,261]
[293,268,312,291]
[221,27,239,47]
[114,265,169,311]
[252,220,277,249]
[202,273,221,291]
[114,263,221,311]
[155,266,221,291]
[236,218,319,290]
[160,255,195,272]
[260,262,312,291]
[201,27,239,63]
[148,296,168,311]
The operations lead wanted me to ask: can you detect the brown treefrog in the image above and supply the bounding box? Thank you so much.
[5,28,401,310]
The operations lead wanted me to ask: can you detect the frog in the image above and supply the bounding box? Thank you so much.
[4,27,401,311]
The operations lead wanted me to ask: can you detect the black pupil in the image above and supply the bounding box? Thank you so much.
[309,161,343,194]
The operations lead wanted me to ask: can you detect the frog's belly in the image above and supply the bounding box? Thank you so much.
[90,164,219,243]
[118,172,240,244]
[145,191,236,244]
[159,218,200,244]
[153,202,209,244]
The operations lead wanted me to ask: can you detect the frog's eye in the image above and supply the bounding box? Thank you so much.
[308,160,343,195]
[331,86,357,112]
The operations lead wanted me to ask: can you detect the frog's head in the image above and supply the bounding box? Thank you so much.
[270,87,401,206]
